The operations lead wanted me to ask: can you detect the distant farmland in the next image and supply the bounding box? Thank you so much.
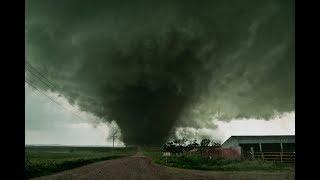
[25,145,137,179]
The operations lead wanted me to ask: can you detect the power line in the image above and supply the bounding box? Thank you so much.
[26,64,101,109]
[26,70,86,118]
[26,79,63,107]
[25,61,91,122]
[25,79,86,121]
[25,80,83,120]
[26,66,56,90]
[26,71,59,99]
[25,62,57,89]
[25,62,66,104]
[25,65,58,97]
[25,61,56,85]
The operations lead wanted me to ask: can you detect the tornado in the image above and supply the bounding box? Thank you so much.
[25,0,294,145]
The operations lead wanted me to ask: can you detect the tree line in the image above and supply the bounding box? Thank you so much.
[161,138,221,154]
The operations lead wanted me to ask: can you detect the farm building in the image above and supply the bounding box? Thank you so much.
[222,135,295,162]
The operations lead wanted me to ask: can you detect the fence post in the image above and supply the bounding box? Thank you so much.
[259,143,263,161]
[250,147,255,160]
[280,143,283,163]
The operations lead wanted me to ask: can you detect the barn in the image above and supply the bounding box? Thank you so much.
[222,135,295,162]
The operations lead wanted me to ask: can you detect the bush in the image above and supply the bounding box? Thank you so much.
[146,153,292,172]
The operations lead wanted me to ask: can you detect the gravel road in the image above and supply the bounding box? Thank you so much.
[32,152,294,180]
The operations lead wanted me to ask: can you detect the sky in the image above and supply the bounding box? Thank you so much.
[25,85,124,146]
[25,0,294,146]
[25,84,294,146]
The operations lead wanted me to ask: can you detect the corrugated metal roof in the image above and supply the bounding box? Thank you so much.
[229,135,294,138]
[222,135,295,145]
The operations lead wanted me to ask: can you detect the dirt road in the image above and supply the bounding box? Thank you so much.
[33,152,294,180]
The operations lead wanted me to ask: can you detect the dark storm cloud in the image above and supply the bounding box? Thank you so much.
[26,0,294,145]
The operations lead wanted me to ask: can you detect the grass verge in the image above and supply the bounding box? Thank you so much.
[25,146,136,179]
[143,148,293,172]
[25,155,124,179]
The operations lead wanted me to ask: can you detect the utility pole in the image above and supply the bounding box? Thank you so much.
[108,121,118,155]
[112,134,115,155]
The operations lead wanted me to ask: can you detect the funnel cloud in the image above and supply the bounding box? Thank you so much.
[26,0,294,145]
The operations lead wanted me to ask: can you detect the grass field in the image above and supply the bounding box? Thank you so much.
[142,147,294,172]
[25,146,137,179]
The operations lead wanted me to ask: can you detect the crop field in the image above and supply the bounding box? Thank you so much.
[142,147,294,172]
[25,146,137,179]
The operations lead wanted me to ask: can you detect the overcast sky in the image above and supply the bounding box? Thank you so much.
[25,0,294,146]
[25,85,124,146]
[25,84,294,146]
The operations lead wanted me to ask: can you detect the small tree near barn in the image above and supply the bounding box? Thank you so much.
[200,138,211,155]
[200,139,210,147]
[186,139,199,151]
[211,142,221,148]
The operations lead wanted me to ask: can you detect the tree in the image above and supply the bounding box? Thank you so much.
[192,139,199,147]
[200,138,211,155]
[173,139,180,145]
[107,121,121,153]
[211,142,222,148]
[186,139,199,151]
[162,141,174,153]
[200,138,210,147]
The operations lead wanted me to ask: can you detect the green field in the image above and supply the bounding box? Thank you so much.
[26,146,293,179]
[142,147,294,172]
[25,146,137,179]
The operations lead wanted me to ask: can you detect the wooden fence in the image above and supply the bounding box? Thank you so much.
[249,152,295,163]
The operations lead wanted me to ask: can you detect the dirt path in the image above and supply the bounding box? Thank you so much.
[32,152,294,180]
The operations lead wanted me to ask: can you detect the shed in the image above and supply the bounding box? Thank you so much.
[222,135,295,159]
